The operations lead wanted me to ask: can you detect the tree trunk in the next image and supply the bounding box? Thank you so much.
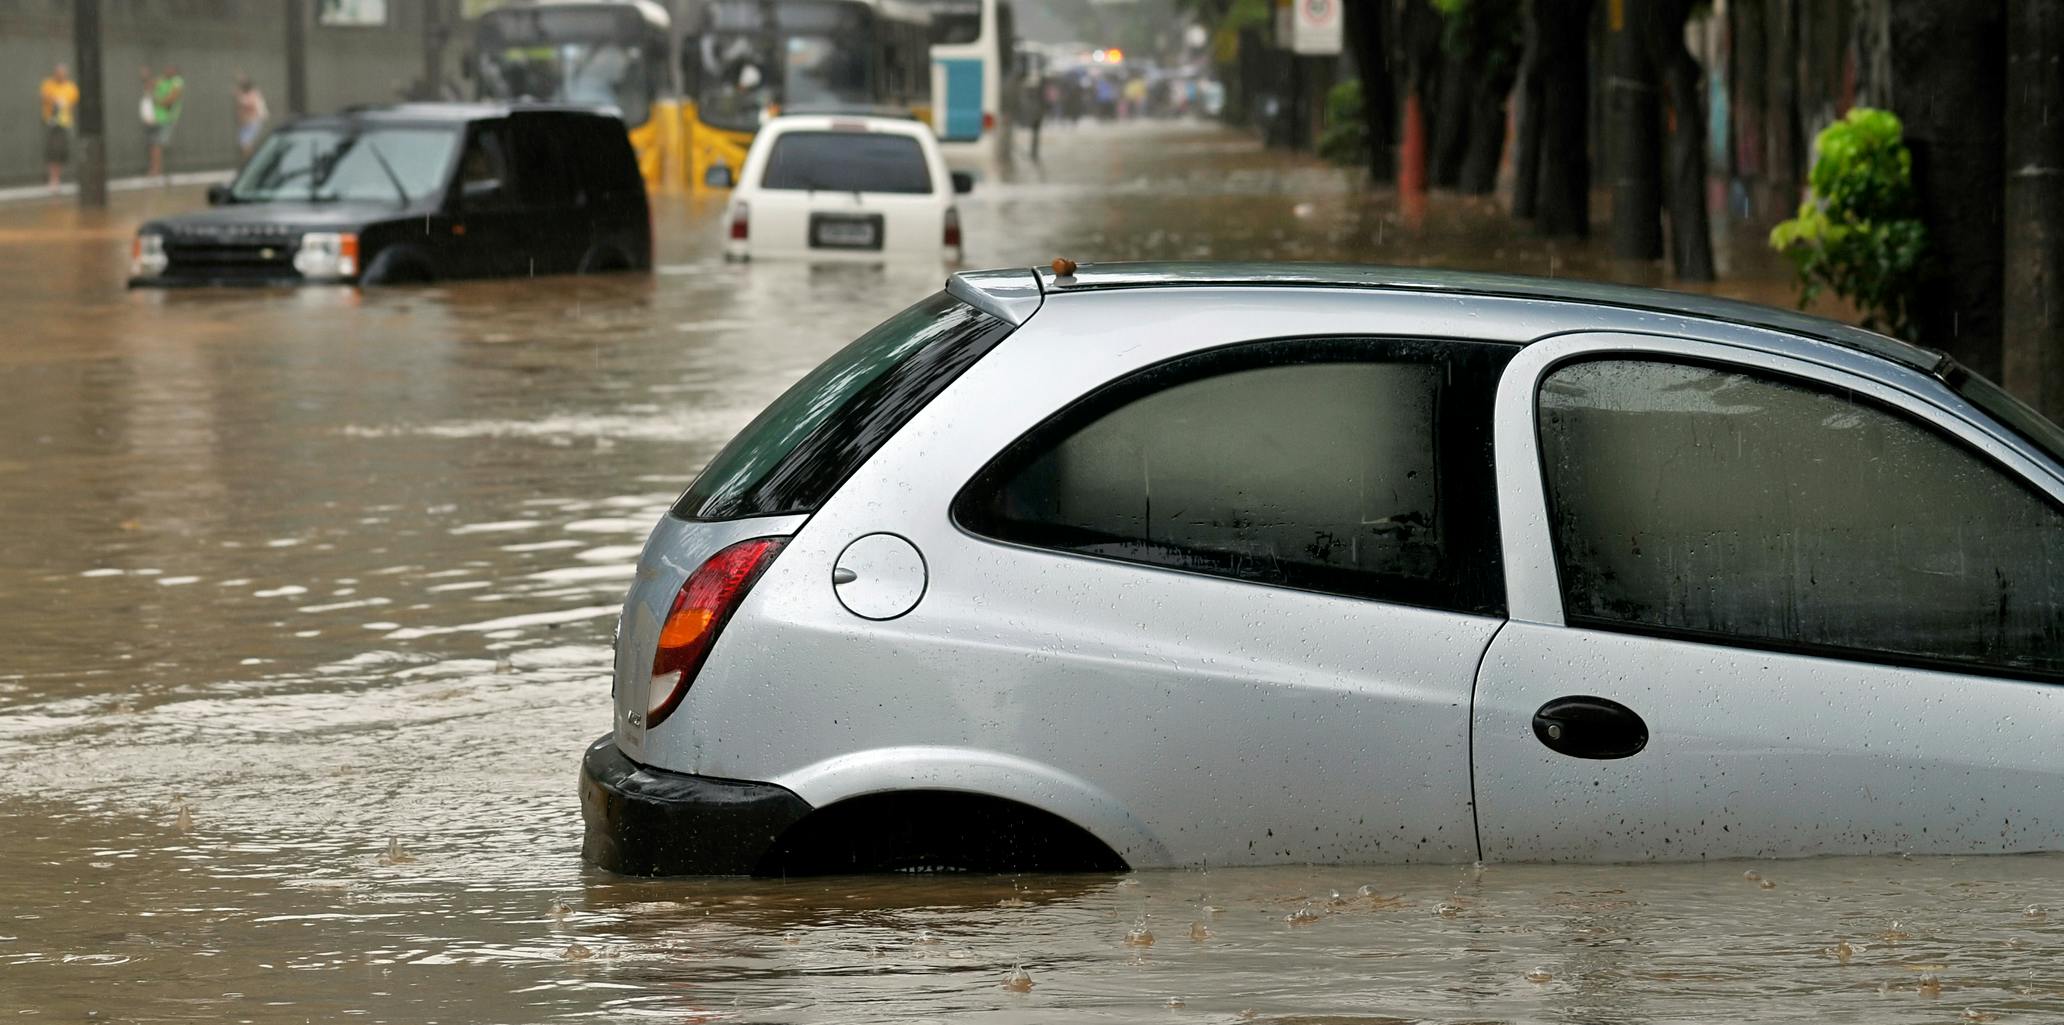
[1429,55,1474,187]
[1457,67,1517,194]
[2003,0,2064,417]
[1730,0,1767,184]
[1654,1,1715,280]
[1890,0,2005,374]
[1765,0,1799,206]
[1534,0,1593,236]
[1343,0,1397,182]
[1512,0,1548,217]
[1608,0,1663,260]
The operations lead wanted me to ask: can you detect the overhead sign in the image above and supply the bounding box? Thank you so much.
[1274,0,1341,56]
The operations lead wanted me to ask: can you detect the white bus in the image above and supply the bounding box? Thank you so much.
[923,0,1014,171]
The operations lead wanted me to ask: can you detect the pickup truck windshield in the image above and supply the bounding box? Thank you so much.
[230,125,459,205]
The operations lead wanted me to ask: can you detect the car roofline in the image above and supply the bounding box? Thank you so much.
[947,261,1948,374]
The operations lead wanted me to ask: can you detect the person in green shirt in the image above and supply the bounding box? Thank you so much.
[147,65,184,180]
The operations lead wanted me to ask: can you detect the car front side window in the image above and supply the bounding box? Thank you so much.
[955,338,1512,615]
[1538,357,2064,678]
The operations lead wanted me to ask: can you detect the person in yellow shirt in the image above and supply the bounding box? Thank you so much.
[40,62,80,192]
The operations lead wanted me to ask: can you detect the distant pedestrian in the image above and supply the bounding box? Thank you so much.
[233,74,268,158]
[147,65,184,180]
[137,66,157,171]
[1019,74,1044,162]
[39,62,79,192]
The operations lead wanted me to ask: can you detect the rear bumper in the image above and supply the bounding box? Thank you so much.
[578,734,812,876]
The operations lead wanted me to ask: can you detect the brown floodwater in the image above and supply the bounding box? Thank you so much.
[4,119,2054,1024]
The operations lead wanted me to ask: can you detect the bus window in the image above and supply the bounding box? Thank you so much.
[931,0,981,44]
[785,35,871,108]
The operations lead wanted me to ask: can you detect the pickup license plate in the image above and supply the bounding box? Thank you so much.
[810,214,883,251]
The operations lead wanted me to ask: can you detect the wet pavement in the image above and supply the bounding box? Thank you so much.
[4,118,2054,1023]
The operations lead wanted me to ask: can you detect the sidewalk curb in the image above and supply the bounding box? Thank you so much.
[0,169,234,205]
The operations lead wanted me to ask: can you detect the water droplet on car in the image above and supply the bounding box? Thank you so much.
[1188,921,1211,941]
[562,942,593,961]
[378,837,416,865]
[1002,965,1034,991]
[1124,922,1155,946]
[2024,904,2046,920]
[916,929,942,945]
[1917,973,1943,996]
[174,805,193,834]
[1743,869,1761,882]
[1759,878,1777,890]
[1526,968,1553,983]
[1285,904,1321,925]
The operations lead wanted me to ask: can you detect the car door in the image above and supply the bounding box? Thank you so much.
[446,121,526,278]
[1474,331,2064,862]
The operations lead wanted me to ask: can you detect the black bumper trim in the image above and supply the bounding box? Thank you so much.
[579,734,813,876]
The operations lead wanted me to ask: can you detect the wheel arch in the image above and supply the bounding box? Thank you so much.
[769,746,1171,869]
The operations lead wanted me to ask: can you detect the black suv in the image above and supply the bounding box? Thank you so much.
[129,104,651,287]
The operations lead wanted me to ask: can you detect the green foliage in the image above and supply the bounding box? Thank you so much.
[1317,79,1369,167]
[1768,107,1929,339]
[1432,0,1523,80]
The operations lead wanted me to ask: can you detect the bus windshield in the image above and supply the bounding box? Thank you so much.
[475,7,659,126]
[695,0,876,130]
[230,125,458,205]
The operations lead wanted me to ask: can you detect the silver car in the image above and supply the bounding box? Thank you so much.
[581,262,2064,876]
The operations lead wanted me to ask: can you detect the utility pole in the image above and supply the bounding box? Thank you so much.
[286,0,309,115]
[73,0,106,209]
[422,0,449,101]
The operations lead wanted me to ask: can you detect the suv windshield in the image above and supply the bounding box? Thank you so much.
[762,131,932,193]
[230,125,459,205]
[675,291,1014,521]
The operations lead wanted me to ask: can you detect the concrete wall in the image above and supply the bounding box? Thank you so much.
[3,1,458,187]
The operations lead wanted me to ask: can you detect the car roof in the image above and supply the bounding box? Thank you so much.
[760,113,937,140]
[947,261,1946,374]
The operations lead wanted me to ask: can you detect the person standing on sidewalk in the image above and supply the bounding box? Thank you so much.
[233,74,268,159]
[39,62,80,192]
[147,65,184,181]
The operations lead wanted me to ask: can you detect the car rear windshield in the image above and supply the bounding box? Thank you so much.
[673,291,1015,521]
[761,131,933,194]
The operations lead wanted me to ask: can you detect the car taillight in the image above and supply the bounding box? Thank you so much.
[645,536,786,729]
[728,201,749,241]
[943,206,962,249]
[982,111,996,131]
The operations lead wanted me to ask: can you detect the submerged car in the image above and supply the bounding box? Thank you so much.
[714,113,972,263]
[582,262,2064,876]
[129,104,650,287]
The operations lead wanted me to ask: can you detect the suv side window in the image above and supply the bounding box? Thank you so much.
[456,123,515,210]
[956,338,1513,615]
[1539,358,2064,678]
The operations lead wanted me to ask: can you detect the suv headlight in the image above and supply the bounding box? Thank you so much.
[130,232,167,278]
[293,232,359,279]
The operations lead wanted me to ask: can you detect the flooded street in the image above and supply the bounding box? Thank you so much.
[5,119,2058,1023]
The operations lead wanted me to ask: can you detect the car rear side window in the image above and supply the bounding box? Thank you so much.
[955,338,1513,615]
[675,291,1013,521]
[761,131,932,194]
[1539,358,2064,679]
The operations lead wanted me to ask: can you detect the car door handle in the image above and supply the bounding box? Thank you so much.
[1532,695,1649,760]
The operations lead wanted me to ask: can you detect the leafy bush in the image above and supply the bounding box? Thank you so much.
[1317,79,1368,167]
[1768,107,1929,338]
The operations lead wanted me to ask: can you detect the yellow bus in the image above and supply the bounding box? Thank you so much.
[683,0,936,190]
[471,0,686,191]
